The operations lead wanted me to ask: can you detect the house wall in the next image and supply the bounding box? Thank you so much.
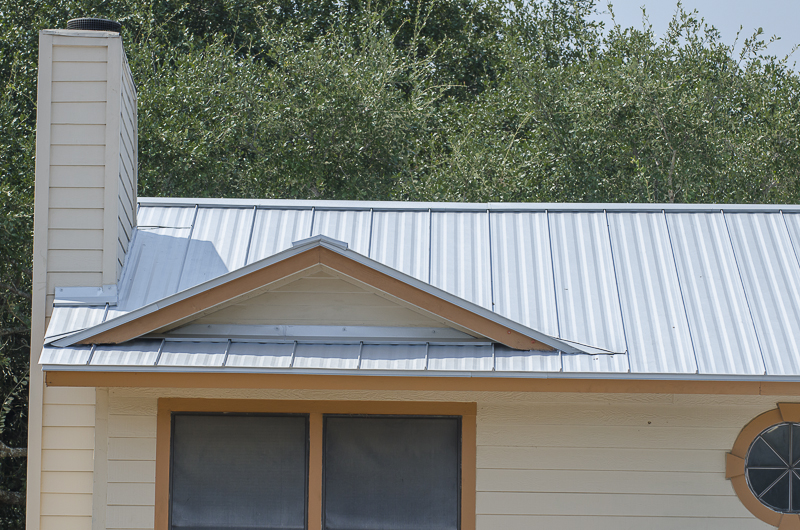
[38,388,787,530]
[40,386,96,530]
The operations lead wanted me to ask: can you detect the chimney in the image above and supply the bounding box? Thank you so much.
[32,19,138,324]
[28,19,137,529]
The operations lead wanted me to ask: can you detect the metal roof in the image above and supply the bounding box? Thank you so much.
[42,198,800,379]
[39,339,632,376]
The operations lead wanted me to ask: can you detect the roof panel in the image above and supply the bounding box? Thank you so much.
[726,213,800,375]
[117,206,195,310]
[370,211,430,282]
[607,212,696,374]
[427,344,493,371]
[549,212,627,353]
[225,342,294,368]
[562,352,629,373]
[157,341,227,367]
[311,210,372,256]
[177,207,255,291]
[40,345,91,365]
[490,212,558,336]
[430,212,492,309]
[292,343,360,369]
[666,213,764,375]
[495,346,561,372]
[46,305,106,339]
[359,343,427,370]
[247,209,314,264]
[91,340,162,366]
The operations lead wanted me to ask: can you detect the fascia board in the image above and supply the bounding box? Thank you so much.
[38,363,800,383]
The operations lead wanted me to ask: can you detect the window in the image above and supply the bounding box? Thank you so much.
[170,414,308,530]
[157,400,476,530]
[323,416,460,530]
[728,405,800,528]
[745,423,800,513]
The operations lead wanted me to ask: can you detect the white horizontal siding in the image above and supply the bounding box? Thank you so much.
[49,188,104,209]
[51,81,106,103]
[50,102,105,124]
[51,124,105,144]
[106,396,157,530]
[52,61,107,82]
[40,387,95,527]
[88,390,785,530]
[50,165,104,188]
[52,45,107,62]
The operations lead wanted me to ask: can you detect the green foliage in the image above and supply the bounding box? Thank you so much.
[1,1,799,526]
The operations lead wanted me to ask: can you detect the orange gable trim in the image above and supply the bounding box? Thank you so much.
[78,245,552,351]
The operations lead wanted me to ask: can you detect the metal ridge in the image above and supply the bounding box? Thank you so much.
[138,197,800,213]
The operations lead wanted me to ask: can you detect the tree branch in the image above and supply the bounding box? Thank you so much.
[0,488,25,505]
[0,282,31,301]
[0,441,27,458]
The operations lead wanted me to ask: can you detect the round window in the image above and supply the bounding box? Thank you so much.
[746,422,800,513]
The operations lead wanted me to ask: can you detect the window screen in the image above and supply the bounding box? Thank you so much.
[170,414,308,530]
[323,416,460,530]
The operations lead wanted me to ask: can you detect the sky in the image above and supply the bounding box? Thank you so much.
[591,0,800,67]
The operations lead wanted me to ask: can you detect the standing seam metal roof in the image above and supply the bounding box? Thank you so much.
[44,199,800,378]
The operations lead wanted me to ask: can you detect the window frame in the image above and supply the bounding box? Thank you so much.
[727,403,800,528]
[156,399,477,530]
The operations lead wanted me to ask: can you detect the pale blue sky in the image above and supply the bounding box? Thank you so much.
[591,0,799,66]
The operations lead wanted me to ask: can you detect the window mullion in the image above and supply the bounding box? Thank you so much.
[309,412,324,530]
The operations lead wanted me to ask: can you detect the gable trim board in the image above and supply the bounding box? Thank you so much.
[155,399,477,530]
[53,236,589,353]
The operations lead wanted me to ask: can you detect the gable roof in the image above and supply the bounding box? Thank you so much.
[41,198,800,379]
[51,235,579,352]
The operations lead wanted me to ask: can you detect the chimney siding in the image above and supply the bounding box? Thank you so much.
[34,29,137,323]
[28,29,137,530]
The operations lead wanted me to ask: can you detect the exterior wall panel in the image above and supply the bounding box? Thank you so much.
[39,386,96,529]
[92,388,784,530]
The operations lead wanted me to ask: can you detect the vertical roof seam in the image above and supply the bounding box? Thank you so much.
[780,210,800,278]
[367,208,374,257]
[242,205,258,265]
[174,205,199,293]
[153,339,165,366]
[308,207,316,238]
[722,210,769,375]
[85,344,96,366]
[221,339,232,367]
[663,210,701,374]
[545,210,562,339]
[427,209,433,284]
[603,210,632,373]
[289,341,297,368]
[487,209,496,311]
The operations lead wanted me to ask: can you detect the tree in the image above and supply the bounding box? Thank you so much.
[1,1,798,527]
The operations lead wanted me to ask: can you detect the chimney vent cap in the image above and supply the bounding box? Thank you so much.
[66,18,122,33]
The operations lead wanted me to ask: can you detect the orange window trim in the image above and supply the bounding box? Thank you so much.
[727,404,800,529]
[155,399,477,530]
